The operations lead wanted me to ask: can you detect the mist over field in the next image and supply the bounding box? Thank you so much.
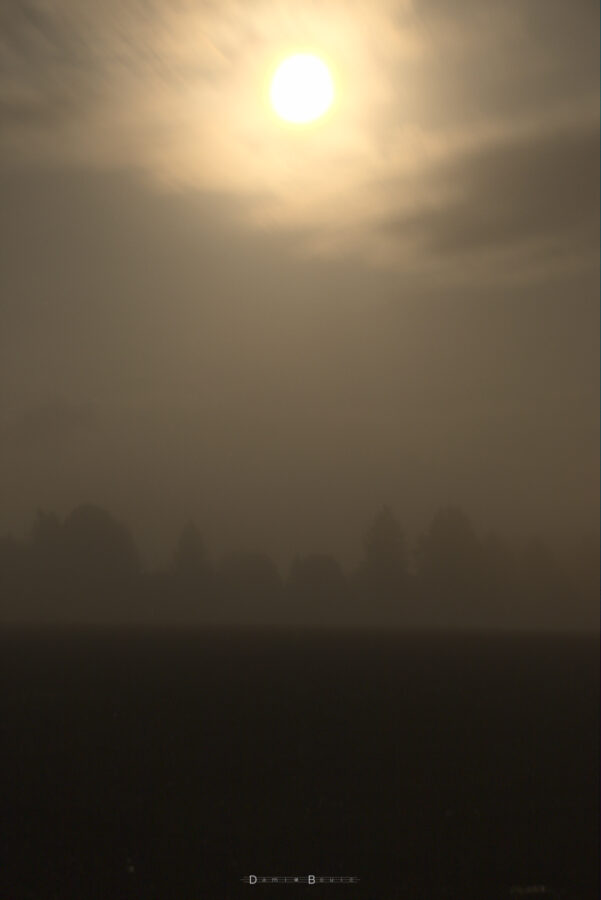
[1,1,598,897]
[1,502,599,631]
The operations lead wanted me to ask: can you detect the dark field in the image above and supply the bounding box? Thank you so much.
[2,627,599,899]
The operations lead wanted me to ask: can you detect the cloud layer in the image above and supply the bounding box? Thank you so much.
[1,0,598,274]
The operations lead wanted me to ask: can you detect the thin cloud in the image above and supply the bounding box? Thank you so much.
[381,124,600,259]
[0,0,598,274]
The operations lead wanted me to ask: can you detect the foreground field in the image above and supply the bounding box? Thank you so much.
[2,626,599,899]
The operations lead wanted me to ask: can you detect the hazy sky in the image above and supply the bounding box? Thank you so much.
[0,0,599,566]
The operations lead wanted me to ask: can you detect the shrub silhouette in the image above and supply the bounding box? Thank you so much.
[286,553,348,614]
[217,551,282,611]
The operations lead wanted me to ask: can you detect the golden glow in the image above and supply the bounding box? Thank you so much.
[270,54,334,124]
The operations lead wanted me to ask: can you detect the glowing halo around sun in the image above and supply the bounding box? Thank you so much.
[270,53,334,124]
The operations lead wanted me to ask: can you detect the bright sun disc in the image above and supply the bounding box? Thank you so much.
[270,54,334,124]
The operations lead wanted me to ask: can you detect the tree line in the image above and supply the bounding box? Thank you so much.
[0,503,598,629]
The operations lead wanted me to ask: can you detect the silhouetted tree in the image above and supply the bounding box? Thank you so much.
[62,503,140,586]
[355,506,408,611]
[1,505,140,621]
[1,500,595,630]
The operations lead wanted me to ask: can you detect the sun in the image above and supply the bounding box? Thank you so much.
[270,54,334,124]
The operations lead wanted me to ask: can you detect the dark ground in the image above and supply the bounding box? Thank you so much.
[2,626,599,899]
